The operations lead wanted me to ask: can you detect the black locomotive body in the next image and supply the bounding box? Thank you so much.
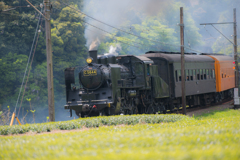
[64,50,234,117]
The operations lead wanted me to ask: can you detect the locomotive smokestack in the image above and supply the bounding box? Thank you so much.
[89,50,98,63]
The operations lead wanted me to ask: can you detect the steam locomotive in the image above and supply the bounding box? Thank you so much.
[64,50,234,117]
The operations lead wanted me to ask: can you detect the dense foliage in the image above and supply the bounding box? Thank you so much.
[0,110,239,159]
[0,0,88,111]
[0,0,239,118]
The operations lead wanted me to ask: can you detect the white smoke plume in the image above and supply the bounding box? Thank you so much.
[83,0,173,50]
[82,0,240,53]
[107,44,121,56]
[89,38,100,50]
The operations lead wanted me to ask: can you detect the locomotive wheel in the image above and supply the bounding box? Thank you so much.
[75,111,84,118]
[160,104,166,114]
[148,104,155,114]
[228,89,233,98]
[148,102,160,114]
[215,94,220,103]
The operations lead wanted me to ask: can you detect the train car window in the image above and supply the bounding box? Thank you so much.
[193,70,196,80]
[197,69,200,80]
[147,64,150,76]
[200,69,203,80]
[209,69,212,79]
[203,69,206,80]
[189,70,193,80]
[206,69,209,79]
[175,70,178,82]
[212,69,215,78]
[186,70,189,81]
[178,70,181,81]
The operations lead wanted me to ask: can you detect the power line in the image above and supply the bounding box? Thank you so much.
[55,6,186,51]
[21,1,150,50]
[58,0,179,48]
[203,25,215,38]
[53,7,150,50]
[57,0,202,53]
[17,16,43,119]
[26,0,48,20]
[85,27,143,50]
[211,24,234,45]
[1,6,31,12]
[237,26,240,37]
[185,30,191,48]
[0,12,44,20]
[14,2,43,115]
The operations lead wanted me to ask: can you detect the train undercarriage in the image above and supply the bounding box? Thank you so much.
[74,89,233,118]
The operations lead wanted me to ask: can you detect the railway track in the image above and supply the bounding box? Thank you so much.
[171,98,234,116]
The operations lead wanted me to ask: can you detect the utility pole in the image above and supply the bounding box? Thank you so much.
[44,0,55,121]
[233,9,238,90]
[200,8,238,108]
[180,7,186,115]
[233,8,239,108]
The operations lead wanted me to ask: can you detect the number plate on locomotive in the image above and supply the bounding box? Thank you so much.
[83,69,97,76]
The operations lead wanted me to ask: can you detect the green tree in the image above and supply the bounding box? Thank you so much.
[0,0,87,110]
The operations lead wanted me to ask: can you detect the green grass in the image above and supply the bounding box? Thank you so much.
[0,109,240,159]
[195,108,240,119]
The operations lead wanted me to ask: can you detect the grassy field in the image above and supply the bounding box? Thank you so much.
[0,109,240,159]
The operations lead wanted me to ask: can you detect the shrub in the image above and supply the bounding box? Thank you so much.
[0,114,187,135]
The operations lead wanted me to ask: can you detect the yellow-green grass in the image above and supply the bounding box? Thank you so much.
[0,109,240,160]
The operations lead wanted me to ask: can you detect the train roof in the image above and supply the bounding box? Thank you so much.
[117,52,233,63]
[206,55,234,62]
[117,55,153,64]
[143,53,214,63]
[143,51,236,63]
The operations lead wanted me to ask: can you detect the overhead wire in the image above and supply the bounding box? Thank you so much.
[85,27,143,50]
[26,0,48,20]
[203,25,215,38]
[53,6,148,50]
[14,1,44,117]
[17,14,43,119]
[185,30,191,48]
[211,24,234,45]
[0,12,45,21]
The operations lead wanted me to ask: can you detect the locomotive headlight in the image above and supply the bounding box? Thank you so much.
[86,57,93,64]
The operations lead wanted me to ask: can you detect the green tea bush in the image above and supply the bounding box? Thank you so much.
[0,114,187,135]
[0,110,239,160]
